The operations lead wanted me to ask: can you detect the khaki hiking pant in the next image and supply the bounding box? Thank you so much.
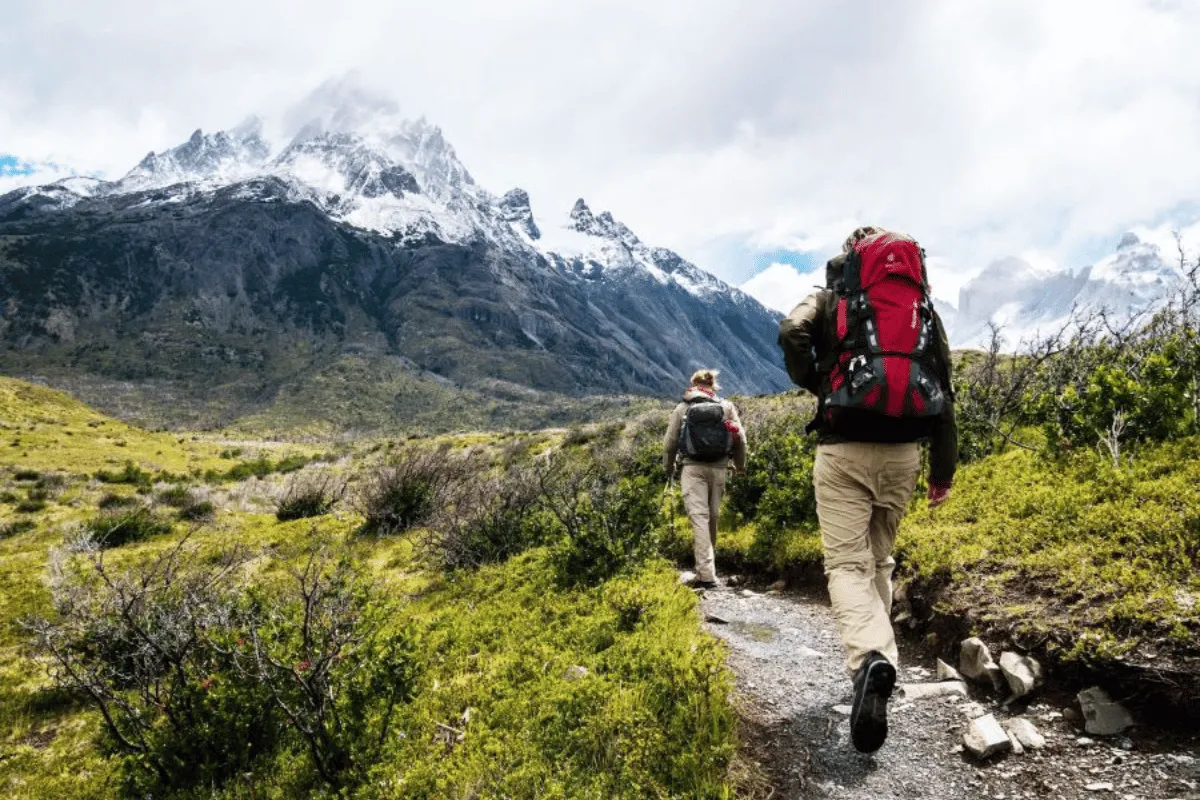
[680,462,728,583]
[814,442,921,673]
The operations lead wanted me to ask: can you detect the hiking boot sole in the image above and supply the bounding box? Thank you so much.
[851,658,896,754]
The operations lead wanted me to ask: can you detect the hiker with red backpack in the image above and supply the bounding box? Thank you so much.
[778,226,957,754]
[663,369,747,590]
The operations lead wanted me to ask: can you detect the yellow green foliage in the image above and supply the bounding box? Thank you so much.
[0,377,230,475]
[900,439,1200,658]
[0,380,735,799]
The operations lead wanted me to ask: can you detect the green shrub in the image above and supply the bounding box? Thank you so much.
[0,490,19,504]
[94,461,153,487]
[356,447,477,536]
[177,499,216,523]
[546,461,662,587]
[899,437,1200,659]
[420,465,555,569]
[85,507,173,547]
[25,540,419,797]
[274,453,311,474]
[155,485,193,507]
[0,519,35,538]
[97,492,139,510]
[15,498,46,513]
[276,473,344,522]
[226,456,276,481]
[13,469,40,481]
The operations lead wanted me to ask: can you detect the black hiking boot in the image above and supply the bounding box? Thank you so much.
[694,579,720,590]
[850,651,896,754]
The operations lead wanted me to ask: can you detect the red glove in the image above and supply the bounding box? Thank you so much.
[928,481,952,509]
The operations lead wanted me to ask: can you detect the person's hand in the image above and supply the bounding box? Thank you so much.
[928,481,951,509]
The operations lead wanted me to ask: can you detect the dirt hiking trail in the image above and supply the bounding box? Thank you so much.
[699,581,1200,800]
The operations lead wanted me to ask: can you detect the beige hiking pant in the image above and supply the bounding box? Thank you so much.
[814,442,921,672]
[681,462,728,582]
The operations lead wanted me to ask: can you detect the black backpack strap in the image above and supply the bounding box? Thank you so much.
[842,248,863,294]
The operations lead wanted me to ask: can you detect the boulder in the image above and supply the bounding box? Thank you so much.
[959,638,1005,690]
[999,652,1044,699]
[564,665,590,681]
[1078,687,1133,736]
[937,658,964,682]
[963,713,1013,760]
[1003,717,1047,750]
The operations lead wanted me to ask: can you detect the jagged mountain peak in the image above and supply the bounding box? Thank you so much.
[498,188,540,240]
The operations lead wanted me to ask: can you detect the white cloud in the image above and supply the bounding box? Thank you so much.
[3,0,1200,292]
[740,262,818,315]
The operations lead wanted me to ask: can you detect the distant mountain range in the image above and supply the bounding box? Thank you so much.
[0,77,788,431]
[741,232,1185,348]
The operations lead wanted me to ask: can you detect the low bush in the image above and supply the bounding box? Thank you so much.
[13,469,40,481]
[0,519,35,538]
[94,461,153,487]
[177,498,216,523]
[25,538,418,797]
[155,485,193,507]
[276,473,345,522]
[97,492,139,510]
[542,453,663,587]
[15,497,47,514]
[356,447,478,536]
[84,507,173,548]
[420,464,555,569]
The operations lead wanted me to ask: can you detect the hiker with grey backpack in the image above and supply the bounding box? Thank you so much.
[662,369,747,590]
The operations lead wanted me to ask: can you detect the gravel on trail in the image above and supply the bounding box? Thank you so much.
[699,581,1200,800]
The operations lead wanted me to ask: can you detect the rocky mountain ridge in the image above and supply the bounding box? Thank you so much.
[0,79,788,430]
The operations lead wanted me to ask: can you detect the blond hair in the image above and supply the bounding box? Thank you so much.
[691,369,720,391]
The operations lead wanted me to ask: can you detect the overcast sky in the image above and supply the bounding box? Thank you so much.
[3,0,1200,305]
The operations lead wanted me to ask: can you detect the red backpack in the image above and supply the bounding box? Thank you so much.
[818,232,948,428]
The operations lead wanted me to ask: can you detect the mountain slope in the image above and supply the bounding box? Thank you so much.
[0,80,787,429]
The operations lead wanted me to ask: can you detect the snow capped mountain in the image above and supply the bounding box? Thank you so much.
[14,76,745,307]
[115,117,270,193]
[948,232,1182,346]
[533,198,733,299]
[0,75,789,410]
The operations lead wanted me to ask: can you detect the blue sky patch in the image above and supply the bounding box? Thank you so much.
[0,154,37,177]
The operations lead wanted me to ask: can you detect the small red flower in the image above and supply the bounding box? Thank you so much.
[200,677,214,691]
[296,660,311,672]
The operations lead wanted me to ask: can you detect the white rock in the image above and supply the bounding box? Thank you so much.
[999,652,1044,699]
[832,704,853,716]
[960,638,1005,690]
[564,665,589,681]
[963,714,1013,760]
[1078,687,1134,736]
[678,570,697,585]
[1003,718,1047,750]
[937,658,965,682]
[902,681,970,701]
[1084,782,1114,792]
[1008,731,1026,756]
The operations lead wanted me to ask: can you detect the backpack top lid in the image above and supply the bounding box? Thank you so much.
[842,231,927,294]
